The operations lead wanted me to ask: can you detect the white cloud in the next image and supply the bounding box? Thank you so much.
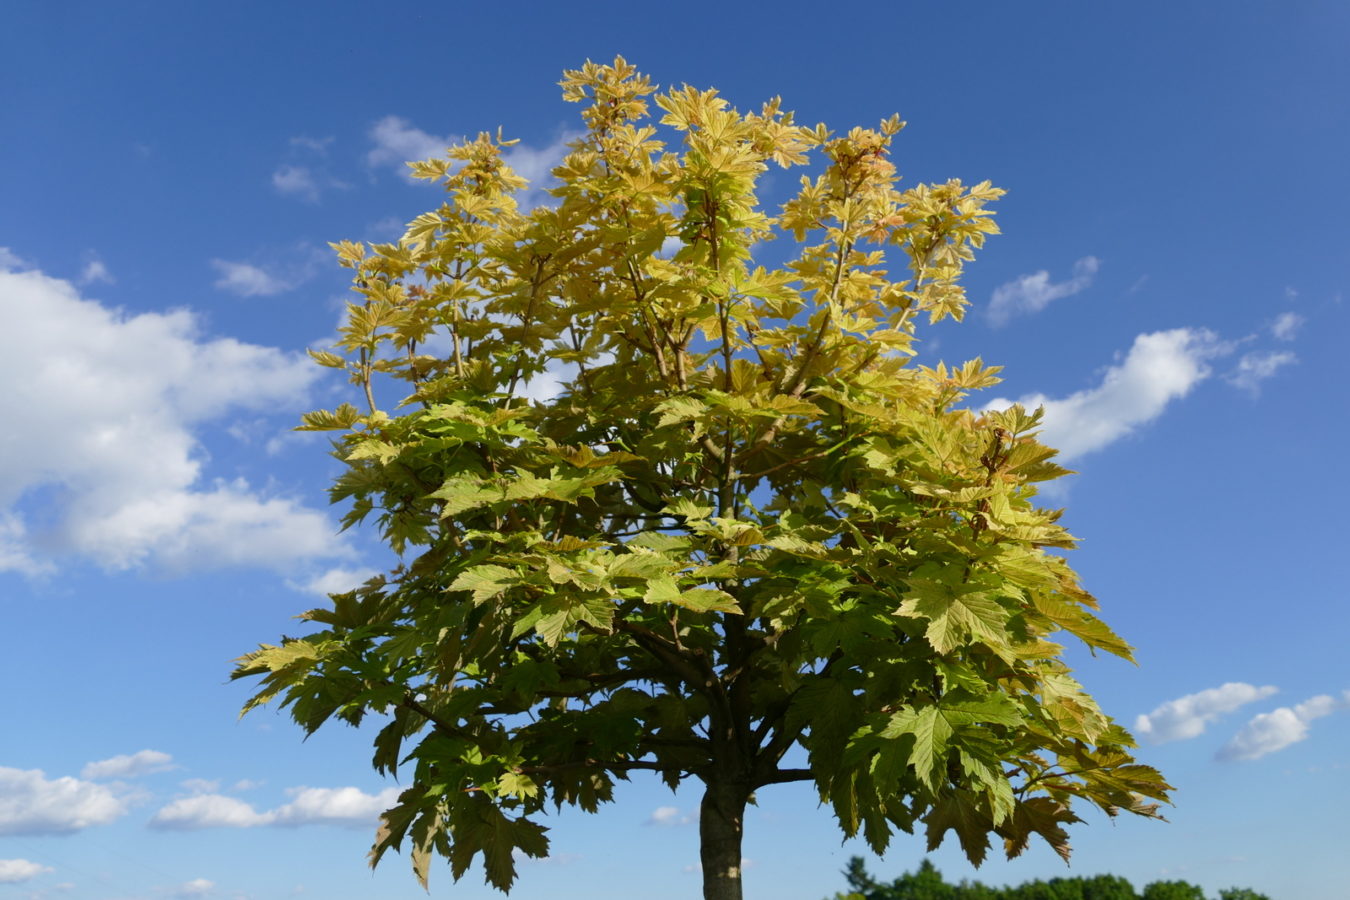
[289,566,380,597]
[1226,349,1296,393]
[503,132,580,210]
[0,859,53,884]
[0,513,49,577]
[0,767,127,835]
[81,750,175,780]
[987,256,1099,325]
[271,165,321,202]
[646,805,687,826]
[173,878,215,898]
[986,328,1225,461]
[150,794,271,830]
[0,247,30,270]
[79,257,114,285]
[269,786,400,827]
[368,116,459,180]
[180,778,220,795]
[368,115,573,204]
[150,786,398,830]
[1218,692,1349,761]
[1135,683,1279,744]
[1271,311,1304,341]
[290,135,333,154]
[210,259,292,297]
[0,265,346,574]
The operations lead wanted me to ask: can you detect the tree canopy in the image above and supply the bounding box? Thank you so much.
[234,57,1170,899]
[834,857,1272,900]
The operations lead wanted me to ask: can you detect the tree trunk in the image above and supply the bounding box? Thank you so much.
[699,775,750,900]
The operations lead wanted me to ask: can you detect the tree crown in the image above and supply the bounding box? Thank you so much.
[236,57,1170,893]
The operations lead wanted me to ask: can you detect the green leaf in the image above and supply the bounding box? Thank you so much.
[925,789,993,866]
[448,565,520,604]
[897,581,1011,655]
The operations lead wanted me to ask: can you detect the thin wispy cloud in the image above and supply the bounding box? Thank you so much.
[289,135,333,154]
[1271,311,1305,341]
[0,247,31,270]
[211,244,328,297]
[1225,350,1296,394]
[79,255,115,285]
[1218,691,1350,761]
[82,750,176,780]
[272,165,322,202]
[210,259,292,296]
[987,256,1100,325]
[986,327,1226,461]
[272,135,346,202]
[1135,683,1279,745]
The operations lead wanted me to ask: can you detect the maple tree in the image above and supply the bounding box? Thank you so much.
[234,58,1171,900]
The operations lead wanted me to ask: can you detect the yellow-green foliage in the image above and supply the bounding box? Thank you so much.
[236,58,1170,895]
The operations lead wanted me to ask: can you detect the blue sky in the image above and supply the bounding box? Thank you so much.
[2,2,1347,898]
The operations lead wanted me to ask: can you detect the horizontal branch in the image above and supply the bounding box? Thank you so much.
[754,768,813,787]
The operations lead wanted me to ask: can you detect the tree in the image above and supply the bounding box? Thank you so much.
[836,860,1264,900]
[1141,882,1208,900]
[234,57,1171,900]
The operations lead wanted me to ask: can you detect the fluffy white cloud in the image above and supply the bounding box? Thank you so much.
[1271,311,1305,341]
[368,116,459,179]
[0,264,346,574]
[173,878,215,898]
[1218,692,1349,761]
[150,786,398,830]
[289,566,380,597]
[987,256,1099,325]
[986,328,1225,461]
[150,794,271,829]
[1135,682,1279,744]
[0,767,127,835]
[81,749,175,780]
[646,805,694,827]
[270,786,401,827]
[0,859,53,884]
[210,259,292,297]
[271,165,321,202]
[1226,349,1296,393]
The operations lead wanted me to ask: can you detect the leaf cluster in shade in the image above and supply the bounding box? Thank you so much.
[235,57,1170,893]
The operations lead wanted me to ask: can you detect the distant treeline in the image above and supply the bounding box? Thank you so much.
[830,857,1271,900]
